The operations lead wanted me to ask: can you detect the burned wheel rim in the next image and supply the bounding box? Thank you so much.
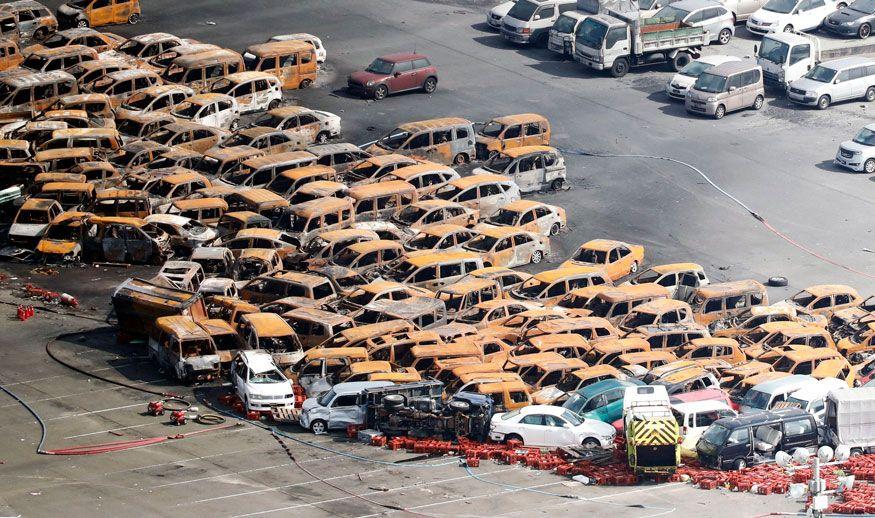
[783,24,794,32]
[549,223,560,236]
[128,13,140,24]
[77,19,88,28]
[630,261,639,274]
[317,131,329,143]
[453,153,467,165]
[531,250,543,264]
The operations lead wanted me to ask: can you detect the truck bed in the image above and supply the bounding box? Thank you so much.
[638,26,708,53]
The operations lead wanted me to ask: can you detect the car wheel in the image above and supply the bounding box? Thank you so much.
[310,419,327,435]
[299,78,312,89]
[128,13,141,24]
[33,27,47,41]
[860,23,872,39]
[423,76,437,94]
[610,58,629,78]
[550,178,565,190]
[838,1,848,7]
[752,94,764,110]
[268,99,281,110]
[373,85,388,100]
[718,28,732,45]
[77,19,89,28]
[505,433,523,445]
[733,458,747,470]
[630,260,639,274]
[671,52,691,72]
[229,119,239,132]
[316,131,330,143]
[817,94,831,110]
[783,24,794,32]
[866,87,875,102]
[530,250,544,264]
[865,158,875,174]
[714,104,726,119]
[453,152,467,165]
[582,438,600,449]
[549,223,561,236]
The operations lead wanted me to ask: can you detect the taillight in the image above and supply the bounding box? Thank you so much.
[521,28,531,34]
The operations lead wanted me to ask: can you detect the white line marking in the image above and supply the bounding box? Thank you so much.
[151,453,344,489]
[47,402,146,421]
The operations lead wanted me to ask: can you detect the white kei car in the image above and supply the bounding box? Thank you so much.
[836,123,875,173]
[231,350,297,413]
[171,93,241,131]
[489,404,616,448]
[746,0,846,34]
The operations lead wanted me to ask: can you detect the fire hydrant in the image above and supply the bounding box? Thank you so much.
[169,410,187,425]
[147,400,165,416]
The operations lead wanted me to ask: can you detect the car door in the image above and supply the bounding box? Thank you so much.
[478,183,506,217]
[491,236,515,267]
[517,413,547,445]
[512,233,537,266]
[500,124,523,150]
[796,0,823,29]
[251,79,272,111]
[391,60,418,92]
[294,113,321,142]
[327,393,362,429]
[544,414,577,447]
[833,67,855,101]
[14,8,36,39]
[113,0,134,24]
[231,81,255,113]
[90,0,115,26]
[425,129,453,164]
[787,44,812,82]
[197,102,217,127]
[522,121,545,147]
[781,416,817,450]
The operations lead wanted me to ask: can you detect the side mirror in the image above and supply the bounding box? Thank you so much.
[835,78,841,84]
[729,86,737,92]
[393,71,401,77]
[534,14,541,20]
[655,2,662,8]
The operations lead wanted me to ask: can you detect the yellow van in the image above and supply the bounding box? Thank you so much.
[162,49,244,93]
[243,40,317,90]
[690,280,768,326]
[348,180,418,222]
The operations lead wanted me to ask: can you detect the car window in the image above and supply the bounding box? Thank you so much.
[850,66,866,80]
[785,417,813,437]
[525,122,542,136]
[406,133,430,149]
[434,129,452,144]
[789,45,810,66]
[413,58,430,69]
[537,6,555,18]
[686,9,705,22]
[521,414,545,425]
[393,60,413,73]
[606,27,626,48]
[504,125,521,139]
[837,69,852,82]
[332,394,358,407]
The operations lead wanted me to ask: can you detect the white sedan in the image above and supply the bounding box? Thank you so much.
[746,0,845,34]
[489,404,616,448]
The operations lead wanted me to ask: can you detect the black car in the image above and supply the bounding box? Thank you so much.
[824,0,875,39]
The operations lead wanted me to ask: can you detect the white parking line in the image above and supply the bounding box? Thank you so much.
[63,422,158,439]
[101,443,269,476]
[47,402,146,421]
[151,453,344,489]
[227,467,518,517]
[0,362,148,387]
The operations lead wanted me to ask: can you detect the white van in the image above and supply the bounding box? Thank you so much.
[548,10,589,57]
[785,377,848,423]
[298,381,393,434]
[787,56,875,110]
[671,400,737,457]
[740,374,817,413]
[501,0,578,46]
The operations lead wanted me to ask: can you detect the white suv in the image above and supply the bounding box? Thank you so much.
[231,350,296,413]
[836,123,875,173]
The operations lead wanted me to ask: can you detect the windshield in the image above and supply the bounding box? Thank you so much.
[554,14,577,33]
[366,58,394,75]
[376,128,411,150]
[395,206,427,225]
[652,5,691,22]
[679,60,714,78]
[465,235,498,252]
[41,34,70,49]
[44,223,79,240]
[249,368,285,383]
[563,393,587,414]
[435,186,460,201]
[507,0,538,20]
[758,38,790,64]
[211,79,233,95]
[562,409,582,426]
[576,18,607,48]
[67,0,90,7]
[346,289,377,307]
[254,113,286,129]
[573,247,606,264]
[693,72,727,94]
[333,248,358,267]
[408,234,441,250]
[583,297,613,318]
[741,389,771,410]
[122,94,155,111]
[631,270,660,285]
[488,208,519,226]
[484,154,513,173]
[22,55,48,71]
[785,395,810,409]
[700,423,730,446]
[456,306,490,324]
[317,389,336,406]
[118,40,146,57]
[517,279,546,299]
[805,65,837,83]
[621,311,657,329]
[763,0,799,12]
[16,209,50,224]
[790,291,816,308]
[850,0,875,12]
[172,102,200,119]
[147,180,175,198]
[478,121,503,138]
[854,127,875,146]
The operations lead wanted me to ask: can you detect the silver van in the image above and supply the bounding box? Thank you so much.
[686,60,765,119]
[740,374,817,414]
[501,0,578,45]
[298,380,393,434]
[787,56,875,110]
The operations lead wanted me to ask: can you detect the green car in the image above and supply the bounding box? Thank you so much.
[562,378,644,423]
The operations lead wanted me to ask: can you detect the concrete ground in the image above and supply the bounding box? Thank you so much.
[1,0,874,515]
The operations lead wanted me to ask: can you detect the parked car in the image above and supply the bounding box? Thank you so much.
[672,399,737,458]
[562,379,644,423]
[472,145,566,192]
[231,350,297,414]
[299,381,393,434]
[170,93,241,130]
[652,0,735,44]
[268,32,326,63]
[747,0,846,34]
[347,53,438,100]
[666,55,742,100]
[500,0,577,45]
[487,0,519,29]
[835,122,875,173]
[685,60,765,119]
[252,105,341,144]
[824,0,875,38]
[489,404,616,448]
[787,56,875,109]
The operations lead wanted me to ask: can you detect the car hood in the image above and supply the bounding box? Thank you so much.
[59,3,83,15]
[670,73,698,89]
[828,8,870,22]
[184,354,220,370]
[576,419,616,436]
[490,1,516,17]
[9,223,48,238]
[503,15,527,28]
[750,9,791,24]
[532,386,565,405]
[840,139,873,153]
[36,239,79,255]
[789,77,830,92]
[301,396,322,411]
[348,70,387,86]
[249,379,293,397]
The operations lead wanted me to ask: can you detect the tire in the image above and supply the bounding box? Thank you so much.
[671,52,691,72]
[299,78,312,89]
[733,458,747,470]
[530,250,544,264]
[865,158,875,174]
[128,13,140,24]
[453,152,467,165]
[422,76,437,94]
[229,119,239,132]
[838,1,848,7]
[373,85,388,100]
[33,27,47,41]
[310,419,327,434]
[505,433,523,445]
[267,99,281,110]
[817,95,831,110]
[851,448,864,457]
[549,222,561,236]
[768,276,788,287]
[550,178,565,190]
[752,94,764,110]
[630,260,639,274]
[582,438,600,449]
[860,23,871,39]
[866,87,875,102]
[77,19,89,28]
[714,104,726,119]
[783,24,794,32]
[718,28,732,45]
[610,58,629,78]
[316,131,330,144]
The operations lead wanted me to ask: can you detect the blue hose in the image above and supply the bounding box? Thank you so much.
[0,382,48,454]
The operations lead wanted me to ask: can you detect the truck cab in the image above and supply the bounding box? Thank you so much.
[548,10,589,57]
[756,32,818,87]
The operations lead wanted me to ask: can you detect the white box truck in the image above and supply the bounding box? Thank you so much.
[825,387,875,455]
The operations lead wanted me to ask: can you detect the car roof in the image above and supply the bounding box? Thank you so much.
[821,56,875,69]
[708,60,760,77]
[671,0,724,10]
[518,405,568,416]
[379,52,429,62]
[239,350,280,372]
[671,399,732,413]
[332,380,394,393]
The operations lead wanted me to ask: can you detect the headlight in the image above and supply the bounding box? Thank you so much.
[707,97,717,102]
[366,80,374,87]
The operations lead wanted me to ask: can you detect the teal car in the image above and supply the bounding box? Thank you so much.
[562,379,644,423]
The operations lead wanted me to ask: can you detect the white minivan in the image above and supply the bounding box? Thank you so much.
[501,0,578,46]
[548,10,589,57]
[671,400,737,457]
[746,0,846,35]
[231,350,297,414]
[740,374,817,413]
[787,56,875,109]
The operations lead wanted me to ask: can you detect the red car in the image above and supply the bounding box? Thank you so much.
[347,53,438,100]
